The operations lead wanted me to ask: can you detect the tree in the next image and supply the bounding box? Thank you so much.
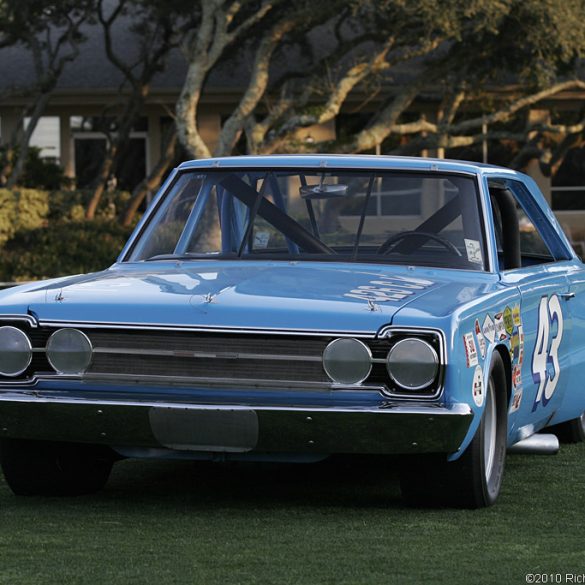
[0,0,93,187]
[85,0,190,220]
[174,0,585,179]
[121,121,177,226]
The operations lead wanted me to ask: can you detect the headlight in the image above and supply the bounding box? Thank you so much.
[46,328,93,375]
[0,326,32,376]
[386,337,438,391]
[322,338,372,385]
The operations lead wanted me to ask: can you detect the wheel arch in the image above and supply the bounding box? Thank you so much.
[493,343,512,407]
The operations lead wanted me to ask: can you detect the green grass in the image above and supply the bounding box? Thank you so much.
[0,446,584,585]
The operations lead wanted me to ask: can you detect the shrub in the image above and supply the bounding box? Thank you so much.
[0,220,134,281]
[0,188,48,245]
[20,148,65,190]
[0,146,65,191]
[47,189,132,222]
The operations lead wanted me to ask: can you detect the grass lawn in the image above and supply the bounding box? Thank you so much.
[0,445,584,585]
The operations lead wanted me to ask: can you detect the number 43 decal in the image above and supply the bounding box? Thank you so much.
[532,294,564,410]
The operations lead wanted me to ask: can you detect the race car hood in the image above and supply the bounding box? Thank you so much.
[0,261,495,334]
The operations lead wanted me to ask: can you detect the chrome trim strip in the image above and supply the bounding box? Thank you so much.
[0,378,41,387]
[0,314,38,327]
[0,373,387,394]
[178,159,479,177]
[91,347,323,362]
[376,326,446,400]
[75,372,385,392]
[0,391,472,415]
[38,320,377,337]
[478,174,497,273]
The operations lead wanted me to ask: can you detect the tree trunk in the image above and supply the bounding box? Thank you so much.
[85,144,117,220]
[121,126,177,227]
[0,147,15,186]
[176,64,211,159]
[86,107,144,221]
[5,92,51,188]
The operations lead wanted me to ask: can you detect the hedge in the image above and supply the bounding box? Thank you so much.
[0,188,135,281]
[0,188,49,245]
[0,220,134,281]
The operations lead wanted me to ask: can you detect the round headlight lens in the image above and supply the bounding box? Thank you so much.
[0,326,32,376]
[46,328,93,375]
[323,338,372,385]
[386,338,439,391]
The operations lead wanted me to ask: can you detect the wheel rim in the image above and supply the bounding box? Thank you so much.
[580,412,585,434]
[483,380,497,482]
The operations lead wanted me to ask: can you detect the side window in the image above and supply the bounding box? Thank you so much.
[489,179,567,269]
[515,204,554,259]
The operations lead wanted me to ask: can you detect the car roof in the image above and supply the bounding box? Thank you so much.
[178,154,521,178]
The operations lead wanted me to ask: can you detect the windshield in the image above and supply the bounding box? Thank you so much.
[128,169,486,270]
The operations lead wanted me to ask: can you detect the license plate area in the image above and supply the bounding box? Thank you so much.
[149,407,259,452]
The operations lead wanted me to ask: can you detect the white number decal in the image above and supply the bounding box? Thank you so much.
[532,294,564,410]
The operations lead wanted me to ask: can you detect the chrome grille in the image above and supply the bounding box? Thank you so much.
[85,329,332,387]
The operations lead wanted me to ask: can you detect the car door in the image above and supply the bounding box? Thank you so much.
[489,177,576,436]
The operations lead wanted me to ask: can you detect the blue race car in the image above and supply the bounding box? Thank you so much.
[0,155,583,507]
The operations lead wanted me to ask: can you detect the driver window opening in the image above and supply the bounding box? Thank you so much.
[488,181,555,270]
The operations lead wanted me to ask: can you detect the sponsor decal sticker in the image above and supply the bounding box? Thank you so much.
[518,325,524,365]
[474,319,486,359]
[464,239,483,264]
[510,388,523,413]
[503,306,514,335]
[512,305,521,327]
[463,332,479,368]
[512,364,522,388]
[472,365,484,407]
[494,312,507,340]
[254,232,270,249]
[482,314,496,344]
[510,330,520,362]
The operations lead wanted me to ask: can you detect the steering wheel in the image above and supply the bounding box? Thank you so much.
[377,230,463,256]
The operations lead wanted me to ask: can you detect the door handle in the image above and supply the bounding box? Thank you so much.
[560,292,575,300]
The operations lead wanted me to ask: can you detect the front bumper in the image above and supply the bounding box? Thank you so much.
[0,391,473,455]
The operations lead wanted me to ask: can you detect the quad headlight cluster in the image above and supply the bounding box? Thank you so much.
[0,326,93,377]
[322,335,440,393]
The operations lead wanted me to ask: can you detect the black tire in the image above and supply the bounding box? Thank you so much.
[400,352,508,508]
[547,413,585,444]
[0,439,114,496]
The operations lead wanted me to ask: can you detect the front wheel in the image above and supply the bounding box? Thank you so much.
[400,352,508,508]
[0,439,115,496]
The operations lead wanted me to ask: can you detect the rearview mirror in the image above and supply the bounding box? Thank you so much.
[299,183,348,199]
